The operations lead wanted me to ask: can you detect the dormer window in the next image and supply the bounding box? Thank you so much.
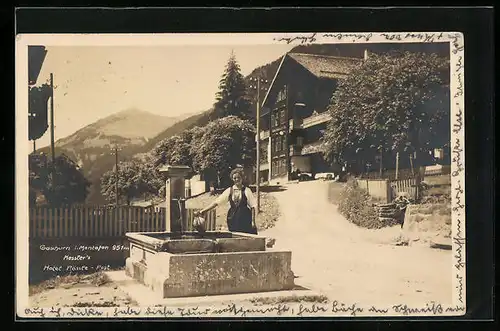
[276,85,287,103]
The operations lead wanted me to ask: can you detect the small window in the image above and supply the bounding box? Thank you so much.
[280,109,286,124]
[273,110,280,127]
[297,136,304,146]
[276,85,287,103]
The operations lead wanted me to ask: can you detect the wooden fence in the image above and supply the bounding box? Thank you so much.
[389,178,420,201]
[356,179,391,202]
[359,165,450,180]
[29,206,217,239]
[356,177,420,202]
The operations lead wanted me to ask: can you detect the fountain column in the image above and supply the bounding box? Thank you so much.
[159,165,192,233]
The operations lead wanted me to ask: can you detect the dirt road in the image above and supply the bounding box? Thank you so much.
[261,180,453,306]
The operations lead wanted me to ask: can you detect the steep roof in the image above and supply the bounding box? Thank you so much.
[261,53,362,112]
[288,53,363,79]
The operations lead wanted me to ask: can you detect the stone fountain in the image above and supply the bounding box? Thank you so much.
[125,165,295,299]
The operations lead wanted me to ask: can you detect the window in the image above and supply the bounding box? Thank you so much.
[276,85,287,103]
[297,136,304,147]
[281,135,286,152]
[272,161,278,176]
[280,109,286,124]
[278,159,286,175]
[273,110,280,127]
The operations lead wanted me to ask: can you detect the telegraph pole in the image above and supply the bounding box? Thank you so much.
[111,145,121,207]
[249,76,268,213]
[395,152,400,180]
[50,73,55,164]
[379,146,383,178]
[256,78,261,213]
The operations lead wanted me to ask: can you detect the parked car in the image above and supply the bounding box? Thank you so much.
[315,172,335,181]
[298,172,314,181]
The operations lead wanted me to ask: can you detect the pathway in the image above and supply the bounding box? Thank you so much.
[261,180,453,306]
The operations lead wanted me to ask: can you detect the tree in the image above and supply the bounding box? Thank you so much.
[191,116,255,188]
[322,51,450,172]
[29,153,91,207]
[100,159,163,205]
[152,126,203,169]
[213,51,252,120]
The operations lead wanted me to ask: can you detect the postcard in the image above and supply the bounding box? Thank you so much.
[16,31,465,318]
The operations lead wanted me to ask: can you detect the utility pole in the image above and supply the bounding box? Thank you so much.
[49,73,57,199]
[379,146,383,178]
[50,73,55,164]
[395,152,400,180]
[249,76,268,213]
[111,145,121,207]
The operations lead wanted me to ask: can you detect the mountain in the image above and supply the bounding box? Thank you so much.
[36,108,191,204]
[56,108,179,151]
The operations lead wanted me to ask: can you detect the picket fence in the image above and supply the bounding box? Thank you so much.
[29,206,217,239]
[356,177,420,203]
[390,178,419,201]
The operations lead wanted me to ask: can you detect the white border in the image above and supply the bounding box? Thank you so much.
[15,32,465,318]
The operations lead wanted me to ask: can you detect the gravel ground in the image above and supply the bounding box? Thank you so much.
[29,271,138,307]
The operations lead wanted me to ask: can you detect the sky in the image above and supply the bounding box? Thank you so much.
[33,44,295,148]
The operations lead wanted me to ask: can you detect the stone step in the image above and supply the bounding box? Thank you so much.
[378,217,398,223]
[377,205,397,210]
[379,213,398,218]
[378,208,397,213]
[377,203,396,208]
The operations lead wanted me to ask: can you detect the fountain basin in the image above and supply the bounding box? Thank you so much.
[125,231,295,298]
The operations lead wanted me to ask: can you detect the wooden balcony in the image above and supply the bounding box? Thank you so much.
[300,112,331,129]
[301,141,324,155]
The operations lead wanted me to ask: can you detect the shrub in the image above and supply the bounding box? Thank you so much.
[338,179,387,229]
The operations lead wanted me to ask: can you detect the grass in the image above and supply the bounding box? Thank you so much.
[72,301,120,307]
[328,182,345,204]
[186,191,281,231]
[337,180,397,229]
[29,271,111,296]
[249,294,329,306]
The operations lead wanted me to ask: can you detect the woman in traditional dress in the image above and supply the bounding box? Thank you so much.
[194,168,257,234]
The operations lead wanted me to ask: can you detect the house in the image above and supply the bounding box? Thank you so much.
[257,52,364,184]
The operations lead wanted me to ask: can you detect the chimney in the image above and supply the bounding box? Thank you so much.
[364,49,369,60]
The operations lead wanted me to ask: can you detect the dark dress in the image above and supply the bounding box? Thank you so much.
[226,186,257,234]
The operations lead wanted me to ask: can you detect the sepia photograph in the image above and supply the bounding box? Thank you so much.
[16,32,465,318]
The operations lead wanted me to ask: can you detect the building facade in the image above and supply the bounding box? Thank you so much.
[257,53,363,184]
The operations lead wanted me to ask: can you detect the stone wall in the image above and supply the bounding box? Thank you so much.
[401,203,452,248]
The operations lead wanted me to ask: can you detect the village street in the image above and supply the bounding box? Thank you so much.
[261,180,453,306]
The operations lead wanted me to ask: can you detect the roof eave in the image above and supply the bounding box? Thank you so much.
[261,54,288,110]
